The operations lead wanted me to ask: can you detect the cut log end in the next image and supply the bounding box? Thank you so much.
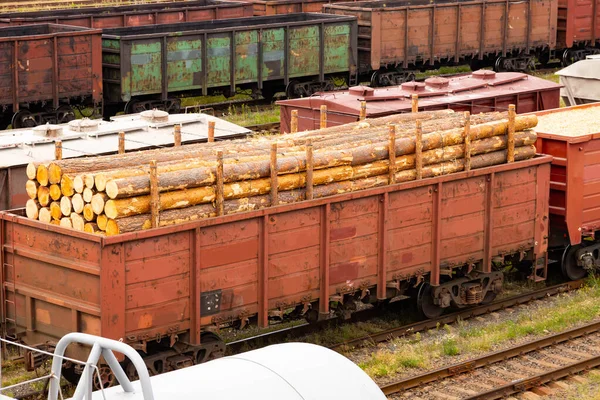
[96,214,108,231]
[61,175,75,197]
[39,207,51,223]
[105,180,118,200]
[84,174,95,190]
[49,184,62,201]
[26,199,40,220]
[71,213,85,231]
[73,175,85,194]
[83,204,95,222]
[50,202,62,221]
[83,188,93,203]
[59,217,72,229]
[95,174,108,192]
[26,163,37,180]
[48,163,62,185]
[60,196,72,217]
[37,185,50,207]
[26,180,39,199]
[72,193,84,214]
[84,223,99,234]
[105,219,119,236]
[36,165,49,186]
[92,193,108,215]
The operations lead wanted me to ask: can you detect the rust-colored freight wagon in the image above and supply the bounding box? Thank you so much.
[556,0,600,64]
[323,0,557,83]
[533,103,600,280]
[0,24,102,130]
[0,153,551,377]
[0,0,254,29]
[235,0,357,16]
[277,71,561,133]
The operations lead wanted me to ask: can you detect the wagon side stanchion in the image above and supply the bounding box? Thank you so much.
[216,150,224,216]
[320,105,327,129]
[54,140,62,161]
[415,120,423,179]
[118,131,125,155]
[174,124,182,147]
[360,101,367,121]
[208,121,215,143]
[291,110,299,133]
[270,143,278,207]
[464,112,471,171]
[412,94,419,113]
[388,125,396,184]
[149,160,160,229]
[306,139,314,200]
[507,104,516,162]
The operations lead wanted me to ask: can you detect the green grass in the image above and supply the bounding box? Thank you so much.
[567,371,600,400]
[221,104,280,128]
[359,276,600,379]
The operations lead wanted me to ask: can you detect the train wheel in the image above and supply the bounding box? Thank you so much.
[561,245,588,281]
[11,109,36,129]
[124,100,145,114]
[93,364,117,390]
[286,80,300,99]
[416,283,444,319]
[197,332,226,363]
[56,105,76,124]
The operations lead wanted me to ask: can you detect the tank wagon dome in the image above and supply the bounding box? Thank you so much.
[78,343,386,400]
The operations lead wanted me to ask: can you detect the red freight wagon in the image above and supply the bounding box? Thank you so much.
[0,152,551,380]
[0,24,102,130]
[277,71,561,133]
[234,0,358,16]
[556,0,600,64]
[0,0,254,29]
[534,102,600,280]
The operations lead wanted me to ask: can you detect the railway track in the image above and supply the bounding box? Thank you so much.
[382,319,600,399]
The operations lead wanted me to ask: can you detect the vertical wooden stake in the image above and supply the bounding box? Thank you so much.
[320,105,327,129]
[291,110,298,133]
[359,101,367,121]
[208,120,215,143]
[415,120,423,180]
[149,160,160,228]
[118,131,125,154]
[216,151,224,216]
[54,140,62,160]
[388,125,396,184]
[507,104,515,163]
[270,143,278,206]
[463,112,472,172]
[174,124,182,147]
[412,94,419,113]
[306,139,314,200]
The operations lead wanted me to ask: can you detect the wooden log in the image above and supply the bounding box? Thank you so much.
[83,188,93,203]
[26,163,38,180]
[55,140,62,161]
[270,143,278,206]
[464,112,471,172]
[50,220,61,226]
[37,164,49,186]
[174,125,181,147]
[50,202,62,221]
[411,94,418,113]
[26,199,39,220]
[97,214,108,231]
[39,207,51,223]
[388,125,396,184]
[359,101,367,121]
[60,174,74,197]
[106,219,119,236]
[320,105,327,129]
[507,104,516,162]
[37,186,50,207]
[83,204,95,222]
[72,193,84,214]
[26,180,39,199]
[48,163,62,185]
[118,131,125,154]
[84,223,100,234]
[91,193,108,215]
[49,184,62,201]
[73,175,85,194]
[149,160,160,228]
[208,121,215,143]
[59,217,72,229]
[60,196,72,217]
[291,110,298,133]
[70,213,85,231]
[216,152,224,216]
[83,174,95,190]
[415,120,423,180]
[306,140,313,200]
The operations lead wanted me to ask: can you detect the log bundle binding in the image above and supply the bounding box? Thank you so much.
[24,106,538,236]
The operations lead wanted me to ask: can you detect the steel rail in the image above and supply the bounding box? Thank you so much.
[380,319,600,395]
[328,279,584,352]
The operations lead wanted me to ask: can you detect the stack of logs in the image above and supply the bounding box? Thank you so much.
[24,105,538,236]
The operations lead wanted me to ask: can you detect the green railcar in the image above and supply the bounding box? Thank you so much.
[101,13,357,114]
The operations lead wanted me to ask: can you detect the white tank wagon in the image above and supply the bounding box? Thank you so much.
[0,333,386,400]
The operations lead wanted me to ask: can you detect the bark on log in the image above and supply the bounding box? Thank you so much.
[60,196,72,217]
[97,214,108,231]
[26,180,39,199]
[37,186,50,207]
[59,217,72,229]
[92,193,109,215]
[26,199,39,220]
[71,213,85,231]
[83,204,95,222]
[61,175,74,197]
[50,202,62,221]
[49,184,62,201]
[72,194,84,214]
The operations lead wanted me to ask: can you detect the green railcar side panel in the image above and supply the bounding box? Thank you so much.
[262,28,284,80]
[207,34,231,87]
[167,37,203,91]
[324,24,350,74]
[128,39,162,97]
[235,31,258,84]
[289,25,319,78]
